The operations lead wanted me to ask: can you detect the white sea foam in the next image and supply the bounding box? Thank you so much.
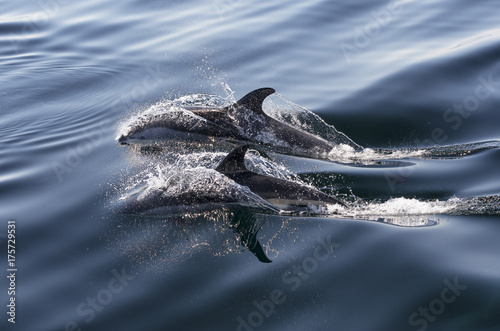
[263,94,361,150]
[327,144,425,163]
[349,197,458,216]
[312,197,461,227]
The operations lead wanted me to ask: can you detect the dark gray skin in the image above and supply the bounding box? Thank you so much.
[117,112,245,143]
[118,88,335,157]
[191,88,334,155]
[116,191,239,214]
[216,145,345,209]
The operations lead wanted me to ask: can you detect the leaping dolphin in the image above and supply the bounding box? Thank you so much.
[117,88,337,157]
[216,145,345,210]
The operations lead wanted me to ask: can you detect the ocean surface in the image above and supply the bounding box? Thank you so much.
[1,0,500,330]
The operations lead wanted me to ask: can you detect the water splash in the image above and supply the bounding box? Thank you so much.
[308,197,455,227]
[168,93,229,108]
[327,144,424,164]
[262,94,431,163]
[449,195,500,215]
[263,93,362,150]
[314,195,500,226]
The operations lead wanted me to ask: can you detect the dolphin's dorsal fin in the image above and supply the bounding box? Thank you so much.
[216,145,250,173]
[228,88,275,115]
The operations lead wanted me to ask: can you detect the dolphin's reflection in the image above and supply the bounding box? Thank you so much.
[230,210,271,263]
[109,205,275,264]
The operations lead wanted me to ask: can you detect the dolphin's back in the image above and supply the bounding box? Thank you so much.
[228,88,333,154]
[224,171,343,207]
[216,145,345,208]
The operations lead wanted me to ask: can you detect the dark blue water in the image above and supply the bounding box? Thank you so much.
[1,0,500,330]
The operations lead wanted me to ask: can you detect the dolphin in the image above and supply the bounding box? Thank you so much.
[216,145,346,209]
[117,88,336,157]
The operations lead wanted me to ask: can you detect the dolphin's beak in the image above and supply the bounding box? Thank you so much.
[117,135,128,144]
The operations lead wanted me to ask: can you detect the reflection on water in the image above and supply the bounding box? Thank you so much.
[108,206,278,264]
